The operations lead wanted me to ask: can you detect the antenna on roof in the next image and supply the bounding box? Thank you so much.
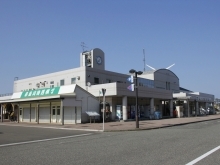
[166,63,175,69]
[81,42,88,51]
[143,49,146,72]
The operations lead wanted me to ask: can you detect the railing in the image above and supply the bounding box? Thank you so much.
[0,93,13,97]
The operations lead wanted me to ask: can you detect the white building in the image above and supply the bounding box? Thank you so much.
[0,48,215,124]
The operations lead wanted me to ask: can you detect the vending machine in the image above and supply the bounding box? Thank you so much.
[116,105,122,120]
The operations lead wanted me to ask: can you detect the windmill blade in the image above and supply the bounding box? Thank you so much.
[146,64,156,70]
[166,63,175,69]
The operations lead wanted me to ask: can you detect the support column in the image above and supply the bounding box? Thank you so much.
[11,103,15,121]
[2,104,6,121]
[196,101,199,116]
[37,104,39,124]
[30,103,31,122]
[61,99,64,125]
[49,102,51,123]
[1,105,3,122]
[169,100,173,117]
[159,101,162,116]
[187,100,190,117]
[17,104,20,123]
[150,98,154,114]
[205,102,209,110]
[194,100,196,116]
[122,96,127,120]
[75,106,77,124]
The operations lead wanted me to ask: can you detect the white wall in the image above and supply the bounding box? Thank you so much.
[13,67,86,93]
[154,69,179,92]
[74,87,99,123]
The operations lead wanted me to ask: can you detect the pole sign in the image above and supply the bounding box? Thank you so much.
[127,84,134,91]
[127,75,134,91]
[127,75,134,83]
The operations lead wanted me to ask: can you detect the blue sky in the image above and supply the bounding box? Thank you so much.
[0,0,220,98]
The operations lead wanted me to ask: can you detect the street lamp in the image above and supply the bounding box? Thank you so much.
[129,69,143,128]
[102,88,106,131]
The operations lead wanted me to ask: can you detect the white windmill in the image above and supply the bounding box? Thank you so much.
[146,63,175,71]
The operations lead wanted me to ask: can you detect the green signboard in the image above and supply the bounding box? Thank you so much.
[20,87,60,99]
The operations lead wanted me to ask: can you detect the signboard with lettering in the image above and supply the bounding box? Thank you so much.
[20,87,60,99]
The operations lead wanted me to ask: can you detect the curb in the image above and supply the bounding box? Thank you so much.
[103,118,220,132]
[1,117,220,133]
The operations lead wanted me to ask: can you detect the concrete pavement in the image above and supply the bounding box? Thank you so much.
[1,114,220,132]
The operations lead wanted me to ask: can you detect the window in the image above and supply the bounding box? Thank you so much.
[50,81,54,88]
[94,77,99,84]
[71,78,76,84]
[166,82,170,90]
[60,79,64,86]
[57,106,60,115]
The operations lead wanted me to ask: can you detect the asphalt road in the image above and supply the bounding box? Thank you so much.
[1,120,220,165]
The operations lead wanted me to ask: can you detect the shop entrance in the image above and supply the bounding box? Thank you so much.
[51,106,61,123]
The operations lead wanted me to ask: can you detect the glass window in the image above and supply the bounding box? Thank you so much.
[94,77,99,84]
[60,79,64,86]
[52,109,55,115]
[57,106,60,115]
[71,78,76,84]
[50,82,54,88]
[57,109,60,115]
[166,82,170,90]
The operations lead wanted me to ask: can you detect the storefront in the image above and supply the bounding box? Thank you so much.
[0,84,99,124]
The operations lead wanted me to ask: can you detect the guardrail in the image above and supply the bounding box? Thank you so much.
[0,93,13,97]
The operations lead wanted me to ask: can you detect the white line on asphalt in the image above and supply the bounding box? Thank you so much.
[186,145,220,165]
[0,133,93,148]
[0,123,103,132]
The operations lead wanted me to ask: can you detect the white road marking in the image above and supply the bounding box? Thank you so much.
[0,133,93,148]
[0,123,103,132]
[186,145,220,165]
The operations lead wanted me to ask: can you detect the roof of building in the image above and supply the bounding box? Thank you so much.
[142,68,179,80]
[179,87,193,92]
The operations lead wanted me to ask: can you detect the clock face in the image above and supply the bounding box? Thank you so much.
[96,56,102,65]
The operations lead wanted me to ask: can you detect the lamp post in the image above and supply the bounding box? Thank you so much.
[102,88,106,131]
[129,69,143,128]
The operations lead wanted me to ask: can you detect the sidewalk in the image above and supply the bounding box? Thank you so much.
[1,115,220,132]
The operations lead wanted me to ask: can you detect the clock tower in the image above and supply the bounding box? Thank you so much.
[80,48,105,70]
